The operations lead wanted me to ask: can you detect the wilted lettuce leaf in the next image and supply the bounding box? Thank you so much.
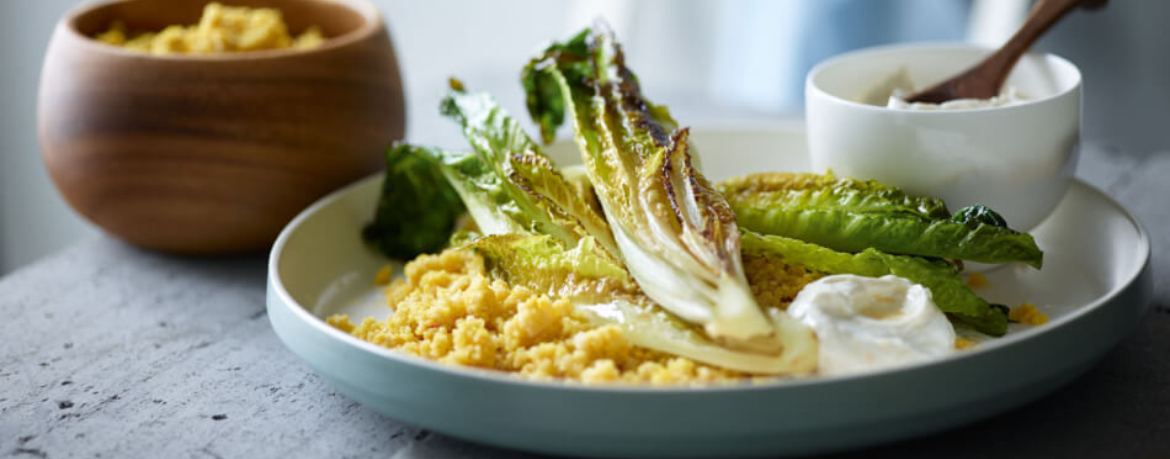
[740,231,1008,336]
[362,144,465,259]
[720,172,1043,268]
[440,88,621,262]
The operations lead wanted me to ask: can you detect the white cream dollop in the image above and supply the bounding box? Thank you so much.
[787,274,956,376]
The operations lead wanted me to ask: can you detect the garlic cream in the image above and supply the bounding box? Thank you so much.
[787,274,956,376]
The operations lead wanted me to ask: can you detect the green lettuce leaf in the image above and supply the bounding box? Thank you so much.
[362,144,465,258]
[720,172,1043,268]
[440,88,621,260]
[740,231,1008,336]
[369,140,630,284]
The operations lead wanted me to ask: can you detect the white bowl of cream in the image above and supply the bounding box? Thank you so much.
[805,43,1082,231]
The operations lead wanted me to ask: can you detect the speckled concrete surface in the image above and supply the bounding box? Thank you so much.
[0,239,545,459]
[2,144,1167,458]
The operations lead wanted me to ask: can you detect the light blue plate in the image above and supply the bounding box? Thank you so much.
[267,126,1152,458]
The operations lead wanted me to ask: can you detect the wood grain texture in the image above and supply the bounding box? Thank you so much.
[37,0,404,255]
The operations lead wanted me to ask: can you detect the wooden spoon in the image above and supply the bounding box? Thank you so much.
[905,0,1106,104]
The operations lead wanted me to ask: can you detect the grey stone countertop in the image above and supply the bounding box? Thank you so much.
[2,142,1168,459]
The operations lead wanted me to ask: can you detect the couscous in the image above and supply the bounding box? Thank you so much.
[94,2,324,55]
[328,248,764,385]
[1009,303,1049,325]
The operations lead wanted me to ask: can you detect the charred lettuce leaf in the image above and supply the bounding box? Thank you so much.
[740,231,1008,336]
[719,172,1043,268]
[523,24,816,371]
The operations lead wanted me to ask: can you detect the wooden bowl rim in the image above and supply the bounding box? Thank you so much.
[61,0,384,61]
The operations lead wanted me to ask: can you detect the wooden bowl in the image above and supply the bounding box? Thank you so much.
[38,0,404,254]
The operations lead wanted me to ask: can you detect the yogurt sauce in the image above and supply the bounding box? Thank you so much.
[887,86,1027,110]
[787,274,956,376]
[858,67,1028,110]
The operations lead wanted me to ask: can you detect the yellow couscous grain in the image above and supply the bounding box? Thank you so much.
[1009,303,1049,325]
[964,272,988,289]
[743,254,823,311]
[93,3,324,55]
[373,265,394,286]
[327,248,780,385]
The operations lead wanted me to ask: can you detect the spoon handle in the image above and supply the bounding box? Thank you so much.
[905,0,1103,103]
[980,0,1086,92]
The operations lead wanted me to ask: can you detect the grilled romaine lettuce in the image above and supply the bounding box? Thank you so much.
[523,24,816,369]
[371,85,820,373]
[719,172,1043,268]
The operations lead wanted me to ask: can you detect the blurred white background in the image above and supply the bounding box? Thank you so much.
[2,0,1167,274]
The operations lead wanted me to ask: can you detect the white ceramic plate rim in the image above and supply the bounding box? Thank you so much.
[267,150,1150,395]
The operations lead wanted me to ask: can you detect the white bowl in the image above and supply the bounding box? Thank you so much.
[805,43,1081,231]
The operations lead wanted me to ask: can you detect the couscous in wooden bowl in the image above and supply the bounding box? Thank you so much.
[38,0,403,254]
